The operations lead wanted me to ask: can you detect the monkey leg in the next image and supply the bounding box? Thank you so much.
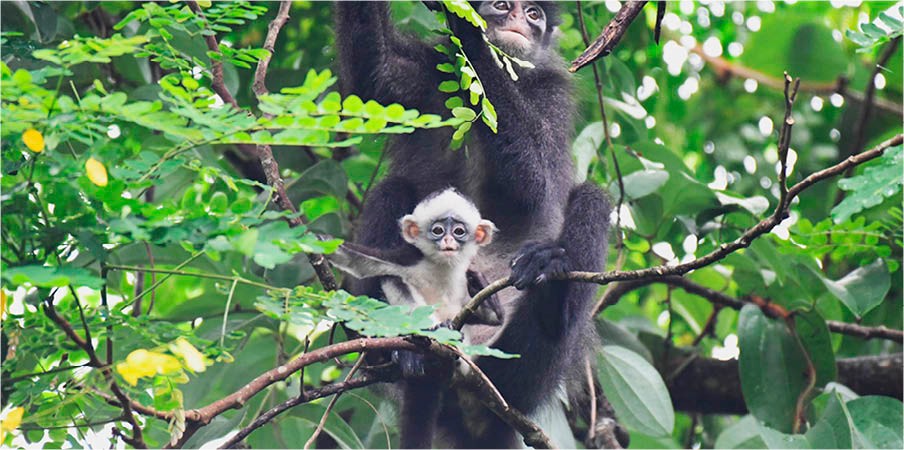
[469,183,610,442]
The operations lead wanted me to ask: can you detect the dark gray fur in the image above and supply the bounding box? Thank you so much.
[335,2,610,447]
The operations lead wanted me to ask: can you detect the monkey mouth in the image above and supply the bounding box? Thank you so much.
[498,28,530,40]
[439,248,459,256]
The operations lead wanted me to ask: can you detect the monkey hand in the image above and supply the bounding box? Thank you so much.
[509,241,570,290]
[393,332,454,379]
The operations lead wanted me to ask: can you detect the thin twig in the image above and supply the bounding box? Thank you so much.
[834,36,902,204]
[43,302,147,448]
[570,1,649,72]
[777,72,801,208]
[596,275,904,344]
[303,355,366,449]
[217,375,389,449]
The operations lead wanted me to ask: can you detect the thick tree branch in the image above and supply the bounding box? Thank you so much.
[690,45,903,117]
[597,275,903,344]
[463,134,904,324]
[570,1,649,72]
[664,352,903,414]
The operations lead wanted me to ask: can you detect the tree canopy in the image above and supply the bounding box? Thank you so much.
[0,1,901,449]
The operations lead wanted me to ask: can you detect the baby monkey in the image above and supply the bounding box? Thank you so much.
[329,188,502,334]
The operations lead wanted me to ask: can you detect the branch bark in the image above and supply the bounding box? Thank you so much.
[461,134,904,325]
[690,44,903,117]
[570,1,649,72]
[664,352,903,414]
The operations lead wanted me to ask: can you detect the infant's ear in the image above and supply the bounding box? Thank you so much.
[474,220,497,246]
[400,215,419,244]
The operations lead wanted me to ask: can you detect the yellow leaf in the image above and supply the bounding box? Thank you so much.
[197,0,212,7]
[170,338,210,373]
[1,406,24,442]
[1,290,6,319]
[85,157,109,187]
[22,129,44,153]
[117,349,182,385]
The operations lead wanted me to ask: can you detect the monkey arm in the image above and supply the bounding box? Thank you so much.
[327,243,408,279]
[334,2,439,107]
[449,19,574,211]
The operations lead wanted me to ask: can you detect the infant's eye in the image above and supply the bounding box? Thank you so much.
[453,226,466,237]
[526,6,541,20]
[431,225,445,236]
[493,1,510,11]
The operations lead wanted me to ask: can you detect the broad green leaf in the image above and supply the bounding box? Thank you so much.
[715,416,767,449]
[596,346,674,437]
[757,423,810,449]
[572,122,604,183]
[738,305,808,433]
[847,396,904,449]
[619,169,670,200]
[294,402,365,449]
[2,265,104,289]
[821,259,890,319]
[805,393,852,449]
[793,310,836,387]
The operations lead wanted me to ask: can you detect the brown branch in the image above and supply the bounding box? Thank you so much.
[466,134,904,323]
[448,347,554,449]
[777,73,801,206]
[189,0,338,291]
[665,352,902,414]
[303,355,366,449]
[597,275,904,344]
[570,1,649,72]
[218,374,392,449]
[690,45,903,117]
[167,337,423,448]
[42,302,147,448]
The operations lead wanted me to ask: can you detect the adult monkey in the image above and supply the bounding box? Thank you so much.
[335,1,611,447]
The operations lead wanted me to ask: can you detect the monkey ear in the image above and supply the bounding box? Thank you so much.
[475,220,497,246]
[400,215,419,243]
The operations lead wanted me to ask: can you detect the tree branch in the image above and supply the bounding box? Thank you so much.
[665,352,902,414]
[597,275,903,343]
[42,302,147,448]
[689,45,903,117]
[570,1,649,72]
[463,134,904,324]
[188,0,338,291]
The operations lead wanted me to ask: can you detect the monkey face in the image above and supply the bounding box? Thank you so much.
[479,1,548,55]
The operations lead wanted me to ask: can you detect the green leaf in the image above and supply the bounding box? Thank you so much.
[619,169,670,200]
[757,423,810,449]
[436,63,455,73]
[846,396,904,449]
[438,80,460,93]
[2,265,104,289]
[294,402,365,449]
[832,145,902,223]
[596,346,674,437]
[715,416,768,449]
[793,310,836,387]
[451,106,476,121]
[805,393,852,449]
[821,259,890,319]
[572,122,604,183]
[738,305,808,433]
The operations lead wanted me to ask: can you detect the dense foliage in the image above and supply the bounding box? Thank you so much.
[1,1,901,449]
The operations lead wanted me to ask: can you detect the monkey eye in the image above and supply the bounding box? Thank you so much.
[525,5,542,21]
[493,1,510,12]
[453,226,467,238]
[431,225,445,236]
